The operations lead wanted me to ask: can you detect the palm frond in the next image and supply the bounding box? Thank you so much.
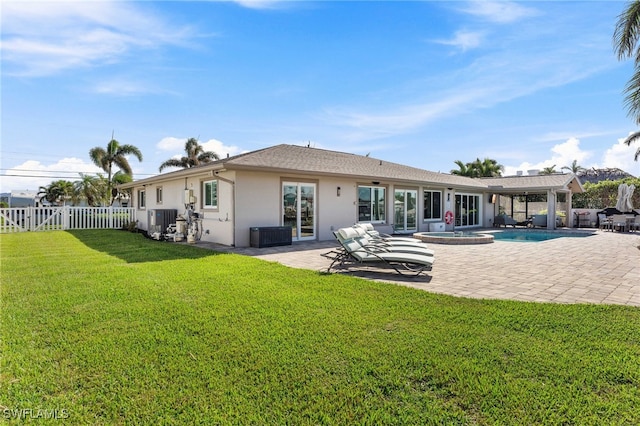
[613,1,640,61]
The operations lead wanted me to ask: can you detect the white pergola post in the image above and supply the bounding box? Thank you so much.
[547,189,557,229]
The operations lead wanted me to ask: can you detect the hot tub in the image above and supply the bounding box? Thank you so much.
[412,231,494,245]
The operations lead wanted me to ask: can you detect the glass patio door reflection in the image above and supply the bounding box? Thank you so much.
[393,189,417,233]
[283,182,316,241]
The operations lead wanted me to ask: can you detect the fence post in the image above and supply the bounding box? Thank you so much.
[27,207,33,231]
[63,206,69,230]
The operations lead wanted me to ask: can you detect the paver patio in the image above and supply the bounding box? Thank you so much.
[199,230,640,306]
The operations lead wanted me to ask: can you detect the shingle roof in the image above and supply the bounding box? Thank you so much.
[120,144,582,193]
[481,173,583,193]
[223,144,487,189]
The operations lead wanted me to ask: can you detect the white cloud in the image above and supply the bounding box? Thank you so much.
[232,0,287,10]
[0,158,103,193]
[157,137,186,152]
[323,88,493,141]
[156,137,245,159]
[201,139,244,159]
[324,13,614,145]
[93,78,170,96]
[458,1,540,24]
[433,30,485,52]
[602,136,640,174]
[503,137,592,176]
[1,1,196,77]
[501,136,640,177]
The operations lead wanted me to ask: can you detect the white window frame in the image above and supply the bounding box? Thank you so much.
[202,179,218,210]
[156,186,163,204]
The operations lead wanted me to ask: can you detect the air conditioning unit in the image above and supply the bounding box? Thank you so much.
[428,222,445,232]
[148,209,178,234]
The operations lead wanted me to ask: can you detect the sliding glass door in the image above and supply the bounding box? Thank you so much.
[454,193,481,227]
[393,189,417,233]
[283,182,316,241]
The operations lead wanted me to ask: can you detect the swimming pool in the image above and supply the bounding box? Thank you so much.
[480,230,594,242]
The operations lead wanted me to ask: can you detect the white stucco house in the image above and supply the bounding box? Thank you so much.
[118,144,583,247]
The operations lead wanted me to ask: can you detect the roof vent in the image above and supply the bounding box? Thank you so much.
[528,169,539,176]
[516,171,523,176]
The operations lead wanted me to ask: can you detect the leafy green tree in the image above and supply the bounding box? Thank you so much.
[614,0,640,161]
[159,137,220,172]
[89,137,143,204]
[561,160,585,174]
[572,177,640,208]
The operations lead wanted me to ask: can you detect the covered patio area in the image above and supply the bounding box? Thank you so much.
[484,173,584,229]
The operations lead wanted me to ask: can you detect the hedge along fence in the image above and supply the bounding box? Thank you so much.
[572,178,640,209]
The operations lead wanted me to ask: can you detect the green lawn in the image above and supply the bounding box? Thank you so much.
[1,230,639,424]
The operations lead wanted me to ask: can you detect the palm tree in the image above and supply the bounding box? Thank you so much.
[37,180,74,206]
[561,159,585,174]
[111,171,133,206]
[622,132,640,161]
[451,158,504,177]
[159,137,220,172]
[450,160,475,177]
[73,174,108,207]
[89,137,143,204]
[540,165,557,175]
[472,158,504,177]
[614,1,640,161]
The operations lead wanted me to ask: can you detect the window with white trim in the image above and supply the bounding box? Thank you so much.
[358,185,386,223]
[202,180,218,209]
[137,189,146,209]
[156,186,163,204]
[423,190,442,220]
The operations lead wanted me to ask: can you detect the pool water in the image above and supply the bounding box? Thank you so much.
[484,230,594,242]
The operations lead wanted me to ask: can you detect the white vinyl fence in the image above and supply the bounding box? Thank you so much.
[0,207,136,233]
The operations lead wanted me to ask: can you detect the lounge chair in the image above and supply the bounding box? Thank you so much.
[355,222,423,243]
[351,226,430,248]
[323,233,435,276]
[493,214,517,228]
[341,227,435,257]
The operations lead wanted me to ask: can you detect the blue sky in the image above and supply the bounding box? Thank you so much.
[2,0,640,193]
